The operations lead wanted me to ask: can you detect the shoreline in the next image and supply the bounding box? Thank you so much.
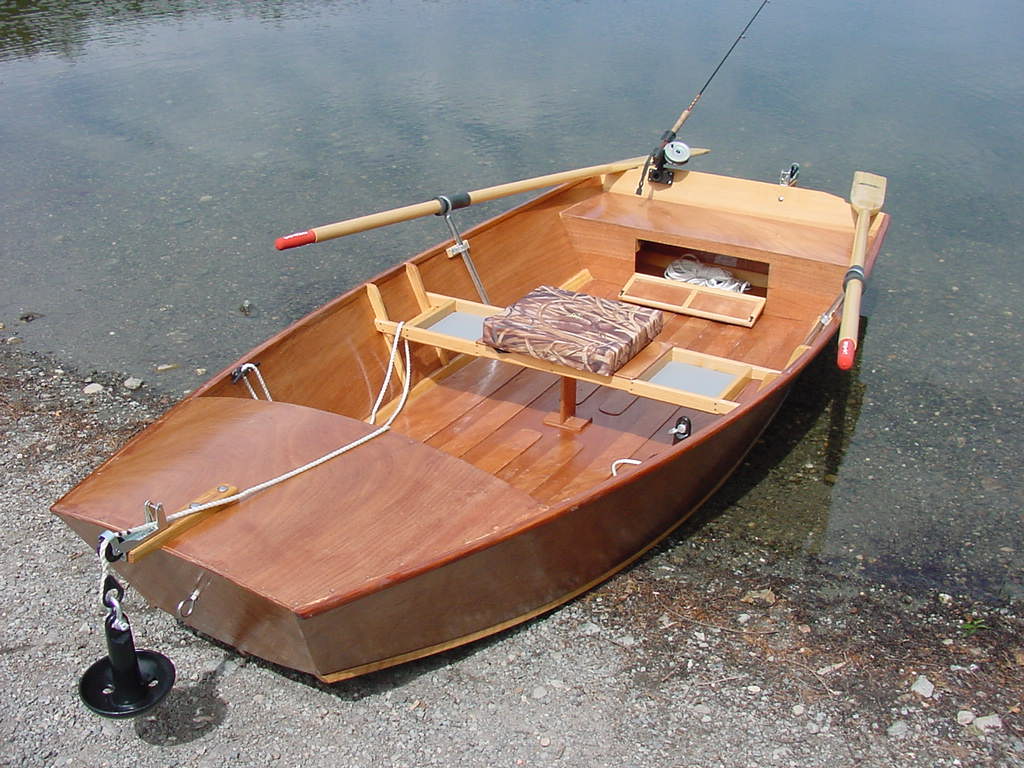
[1,341,1021,767]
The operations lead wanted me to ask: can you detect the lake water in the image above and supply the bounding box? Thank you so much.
[1,1,1021,603]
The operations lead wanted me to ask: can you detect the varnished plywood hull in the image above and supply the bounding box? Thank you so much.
[56,381,787,680]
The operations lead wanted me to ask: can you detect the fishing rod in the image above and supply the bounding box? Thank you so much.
[636,0,771,195]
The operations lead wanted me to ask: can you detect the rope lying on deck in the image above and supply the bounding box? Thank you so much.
[98,323,411,600]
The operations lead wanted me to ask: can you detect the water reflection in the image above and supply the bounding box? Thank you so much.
[0,0,328,61]
[678,331,870,559]
[1,0,1021,602]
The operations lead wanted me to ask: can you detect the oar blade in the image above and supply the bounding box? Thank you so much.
[849,171,887,214]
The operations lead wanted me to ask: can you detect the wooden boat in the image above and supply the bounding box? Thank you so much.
[52,158,889,683]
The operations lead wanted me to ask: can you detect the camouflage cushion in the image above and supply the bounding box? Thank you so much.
[481,286,663,376]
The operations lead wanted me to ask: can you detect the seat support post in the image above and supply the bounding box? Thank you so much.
[543,376,591,433]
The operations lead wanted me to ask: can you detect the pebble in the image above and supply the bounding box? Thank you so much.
[887,720,909,738]
[973,714,1003,732]
[123,376,143,390]
[957,710,975,725]
[741,588,776,605]
[155,363,179,372]
[792,704,805,717]
[82,383,104,395]
[910,675,934,698]
[531,685,547,700]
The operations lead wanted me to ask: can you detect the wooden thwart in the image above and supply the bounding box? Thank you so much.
[371,293,779,415]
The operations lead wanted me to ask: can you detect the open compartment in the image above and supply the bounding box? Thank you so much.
[635,240,770,297]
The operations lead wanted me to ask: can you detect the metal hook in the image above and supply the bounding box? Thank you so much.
[177,587,201,618]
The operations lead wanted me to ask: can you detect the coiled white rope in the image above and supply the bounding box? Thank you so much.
[664,256,750,293]
[98,322,412,582]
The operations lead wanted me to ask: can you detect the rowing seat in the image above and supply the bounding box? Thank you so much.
[480,285,663,430]
[480,285,663,376]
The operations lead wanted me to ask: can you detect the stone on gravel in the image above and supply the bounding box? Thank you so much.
[957,710,976,725]
[973,714,1003,733]
[887,720,909,738]
[82,382,104,395]
[123,376,143,390]
[910,675,934,698]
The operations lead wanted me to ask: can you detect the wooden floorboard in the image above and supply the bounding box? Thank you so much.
[727,315,806,369]
[469,428,543,474]
[383,274,814,506]
[530,394,681,504]
[426,369,557,457]
[389,357,522,442]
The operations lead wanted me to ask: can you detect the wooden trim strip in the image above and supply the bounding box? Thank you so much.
[365,283,407,387]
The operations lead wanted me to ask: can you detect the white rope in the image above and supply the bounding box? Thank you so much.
[98,536,115,608]
[238,362,273,401]
[100,322,411,559]
[664,256,750,293]
[610,458,643,476]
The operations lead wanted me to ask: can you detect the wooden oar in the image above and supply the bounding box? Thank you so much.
[275,151,709,250]
[837,171,887,370]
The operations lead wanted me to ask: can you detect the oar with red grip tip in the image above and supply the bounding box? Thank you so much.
[837,171,887,370]
[274,153,708,251]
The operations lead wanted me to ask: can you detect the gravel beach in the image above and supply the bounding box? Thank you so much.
[1,342,1021,768]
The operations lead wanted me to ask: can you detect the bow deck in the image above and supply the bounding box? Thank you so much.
[54,397,547,617]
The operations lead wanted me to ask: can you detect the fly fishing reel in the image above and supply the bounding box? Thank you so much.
[647,140,692,186]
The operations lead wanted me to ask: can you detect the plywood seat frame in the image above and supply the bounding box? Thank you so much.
[367,266,780,417]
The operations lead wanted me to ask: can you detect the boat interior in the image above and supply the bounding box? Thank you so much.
[191,167,883,509]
